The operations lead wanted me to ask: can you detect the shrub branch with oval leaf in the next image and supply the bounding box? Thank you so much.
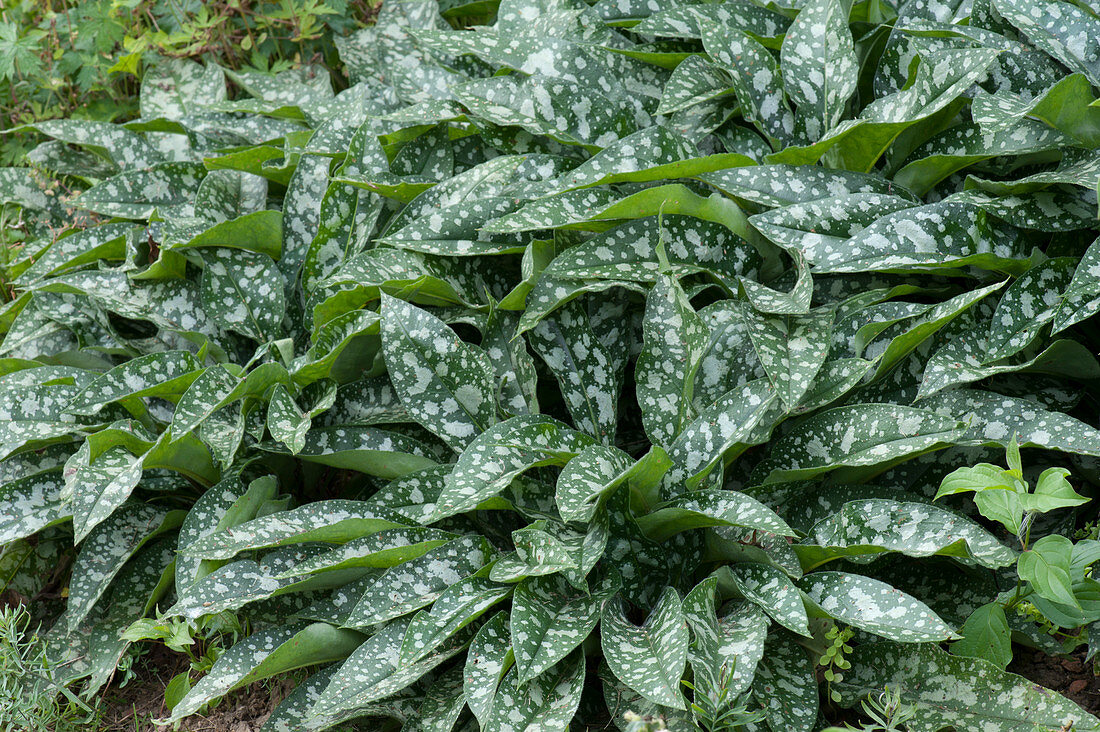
[3,0,1100,730]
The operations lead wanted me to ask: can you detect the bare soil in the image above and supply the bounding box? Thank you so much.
[96,644,296,732]
[1010,647,1100,718]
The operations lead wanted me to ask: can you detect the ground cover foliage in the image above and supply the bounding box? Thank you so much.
[2,0,1100,729]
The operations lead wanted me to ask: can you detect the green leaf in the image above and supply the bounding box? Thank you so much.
[64,351,202,416]
[557,445,670,524]
[0,468,69,544]
[380,295,496,449]
[169,622,365,722]
[756,404,967,484]
[994,0,1100,87]
[780,0,858,141]
[257,425,440,479]
[1019,534,1079,609]
[834,641,1100,731]
[730,562,811,637]
[274,527,457,578]
[602,587,689,710]
[683,578,769,701]
[636,274,708,448]
[951,602,1012,669]
[482,651,586,732]
[430,415,597,521]
[528,301,621,444]
[75,163,207,219]
[752,631,818,732]
[511,572,617,683]
[266,384,309,455]
[399,576,512,663]
[985,258,1076,361]
[699,164,916,208]
[699,17,796,147]
[200,247,286,342]
[464,611,514,727]
[800,498,1016,570]
[343,536,493,627]
[638,490,796,541]
[665,379,779,490]
[310,616,472,726]
[799,571,954,642]
[181,500,410,560]
[743,305,833,411]
[66,503,183,631]
[1023,467,1090,513]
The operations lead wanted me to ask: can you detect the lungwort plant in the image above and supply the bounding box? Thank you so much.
[2,0,1100,729]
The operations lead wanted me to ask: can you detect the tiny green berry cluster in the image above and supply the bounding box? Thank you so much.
[820,624,855,703]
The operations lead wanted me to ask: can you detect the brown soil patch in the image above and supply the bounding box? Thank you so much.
[1009,647,1100,717]
[96,644,297,732]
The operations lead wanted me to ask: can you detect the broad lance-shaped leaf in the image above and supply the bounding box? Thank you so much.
[66,444,145,544]
[453,74,634,150]
[799,499,1016,570]
[528,301,620,444]
[64,351,203,416]
[699,17,796,147]
[658,55,735,116]
[66,504,183,632]
[398,576,512,664]
[730,563,811,637]
[699,164,916,208]
[799,572,953,642]
[665,379,780,490]
[994,0,1100,87]
[779,0,857,141]
[309,616,472,727]
[74,162,206,219]
[636,273,708,448]
[181,500,410,560]
[794,199,1023,273]
[772,48,999,171]
[638,490,795,541]
[273,527,457,578]
[754,404,968,484]
[401,665,465,732]
[1053,235,1100,334]
[835,641,1100,731]
[175,475,273,591]
[921,389,1100,457]
[917,335,1099,401]
[168,622,366,722]
[256,425,440,480]
[742,305,832,411]
[464,612,514,727]
[602,588,688,710]
[683,578,768,703]
[0,468,68,544]
[266,384,310,455]
[511,572,618,684]
[750,631,818,732]
[751,192,915,257]
[539,215,757,287]
[166,546,335,620]
[482,651,586,732]
[556,445,670,524]
[536,126,752,195]
[380,295,496,450]
[201,247,285,342]
[429,415,597,521]
[343,536,493,628]
[489,518,605,585]
[985,258,1076,362]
